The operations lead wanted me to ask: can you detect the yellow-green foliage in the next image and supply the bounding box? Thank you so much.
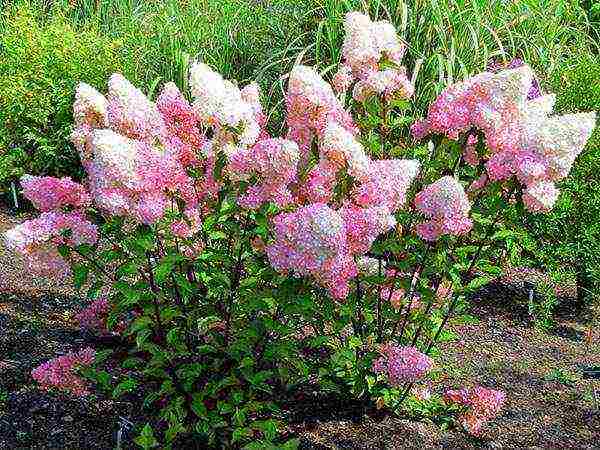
[0,3,133,188]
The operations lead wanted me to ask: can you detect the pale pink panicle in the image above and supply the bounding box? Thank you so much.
[20,175,90,212]
[71,83,108,161]
[342,12,405,80]
[332,65,353,93]
[285,65,356,161]
[135,191,169,225]
[414,176,472,241]
[444,386,506,435]
[424,66,534,150]
[86,129,187,223]
[156,82,205,167]
[339,12,411,101]
[352,81,372,103]
[320,122,371,182]
[356,256,381,276]
[241,82,268,135]
[522,181,559,213]
[372,344,433,385]
[418,63,596,213]
[340,204,396,256]
[354,159,420,211]
[73,82,108,128]
[31,348,96,396]
[266,203,358,299]
[228,138,300,209]
[295,162,337,205]
[362,68,414,102]
[3,211,98,279]
[106,73,166,144]
[189,62,260,147]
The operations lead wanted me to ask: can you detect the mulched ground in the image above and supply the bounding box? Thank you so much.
[1,207,599,449]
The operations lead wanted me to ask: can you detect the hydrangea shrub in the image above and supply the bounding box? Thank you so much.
[5,11,596,447]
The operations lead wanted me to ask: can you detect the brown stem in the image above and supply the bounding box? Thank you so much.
[392,243,431,340]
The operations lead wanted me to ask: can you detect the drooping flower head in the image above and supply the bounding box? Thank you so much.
[444,386,506,435]
[372,344,433,385]
[414,176,472,241]
[31,348,96,396]
[20,175,90,212]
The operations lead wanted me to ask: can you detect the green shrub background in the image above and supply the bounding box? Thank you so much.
[0,4,135,187]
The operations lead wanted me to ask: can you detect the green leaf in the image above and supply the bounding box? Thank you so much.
[72,264,89,289]
[113,378,138,398]
[134,423,158,449]
[209,230,227,240]
[155,256,179,284]
[191,395,207,417]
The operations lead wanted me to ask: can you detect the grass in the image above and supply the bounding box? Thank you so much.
[311,0,599,114]
[20,0,600,115]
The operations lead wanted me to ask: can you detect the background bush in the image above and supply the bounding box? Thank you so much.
[519,55,600,303]
[0,3,135,192]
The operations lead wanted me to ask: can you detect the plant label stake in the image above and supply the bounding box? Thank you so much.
[11,181,19,210]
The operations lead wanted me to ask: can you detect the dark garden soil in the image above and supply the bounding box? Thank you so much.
[1,207,599,449]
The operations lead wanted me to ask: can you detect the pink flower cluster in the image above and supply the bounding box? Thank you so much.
[3,211,98,278]
[414,176,472,241]
[189,62,263,147]
[69,64,272,225]
[157,82,206,167]
[285,65,357,161]
[320,122,371,182]
[21,175,90,212]
[444,386,506,435]
[333,12,413,102]
[413,65,596,212]
[227,138,300,208]
[75,297,125,335]
[340,204,397,255]
[31,348,96,396]
[372,344,433,385]
[354,159,420,211]
[266,203,396,299]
